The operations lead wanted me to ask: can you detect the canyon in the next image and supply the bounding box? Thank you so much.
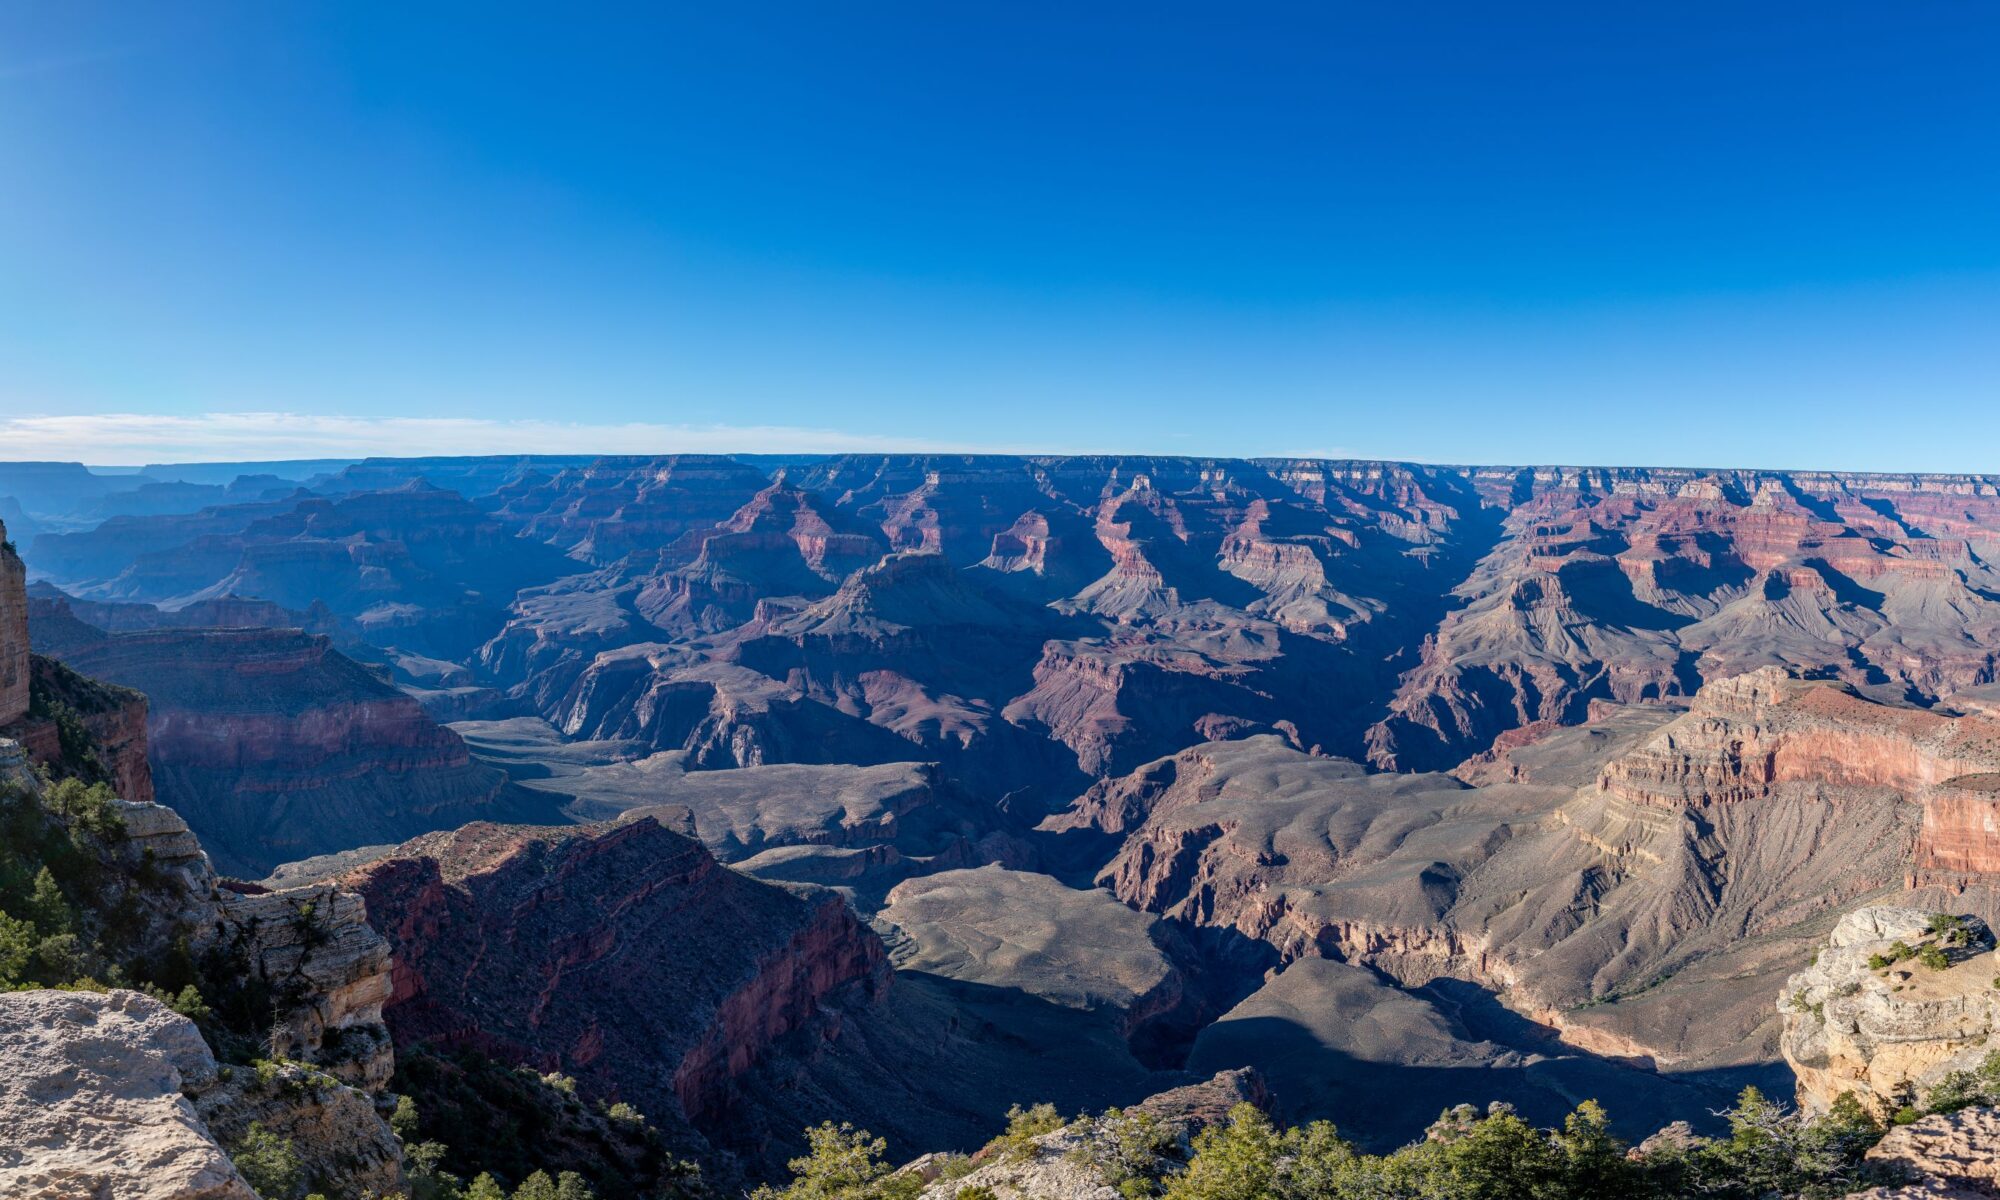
[10,456,2000,1193]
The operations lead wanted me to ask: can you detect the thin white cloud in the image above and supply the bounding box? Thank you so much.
[0,412,984,465]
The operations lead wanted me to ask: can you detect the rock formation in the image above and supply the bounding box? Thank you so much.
[487,454,775,564]
[32,603,544,876]
[23,452,2000,1176]
[1857,1107,2000,1198]
[1781,905,2000,1117]
[2,653,154,801]
[1368,467,2000,770]
[330,815,889,1144]
[908,1069,1268,1200]
[0,727,401,1197]
[1,520,27,725]
[0,988,258,1200]
[1047,667,2000,1125]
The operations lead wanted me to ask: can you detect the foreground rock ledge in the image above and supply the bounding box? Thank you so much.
[1852,1106,2000,1198]
[0,988,256,1200]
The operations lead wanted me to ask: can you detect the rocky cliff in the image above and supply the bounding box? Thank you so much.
[0,739,402,1197]
[332,815,888,1148]
[33,606,545,876]
[1368,468,2000,770]
[1781,905,2000,1118]
[1054,667,2000,1113]
[0,651,155,801]
[0,988,259,1200]
[1,520,27,725]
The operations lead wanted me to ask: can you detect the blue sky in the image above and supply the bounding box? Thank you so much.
[2,2,1997,467]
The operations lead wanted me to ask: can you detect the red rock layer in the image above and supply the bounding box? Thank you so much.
[342,816,889,1129]
[1370,469,2000,770]
[4,655,155,801]
[40,616,519,875]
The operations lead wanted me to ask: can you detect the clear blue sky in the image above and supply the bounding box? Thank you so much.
[2,2,1998,468]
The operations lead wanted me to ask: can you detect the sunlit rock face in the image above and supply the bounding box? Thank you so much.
[1781,906,2000,1118]
[0,989,259,1200]
[0,988,404,1200]
[1368,468,2000,771]
[0,522,28,725]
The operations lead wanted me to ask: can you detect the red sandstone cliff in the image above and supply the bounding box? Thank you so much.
[339,816,889,1139]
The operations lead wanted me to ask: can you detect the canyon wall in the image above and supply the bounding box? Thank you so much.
[0,738,402,1198]
[0,520,26,725]
[32,604,543,876]
[337,814,888,1143]
[1061,666,2000,1089]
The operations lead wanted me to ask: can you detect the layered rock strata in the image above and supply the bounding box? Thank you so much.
[1781,906,2000,1117]
[34,609,531,876]
[334,815,889,1135]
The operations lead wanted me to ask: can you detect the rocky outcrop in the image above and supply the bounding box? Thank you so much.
[908,1069,1267,1200]
[1,652,154,801]
[1,521,27,725]
[0,870,399,1200]
[35,612,539,876]
[0,988,257,1200]
[0,984,402,1200]
[1857,1107,2000,1198]
[192,1059,405,1200]
[1780,906,2000,1117]
[335,816,889,1139]
[96,790,399,1093]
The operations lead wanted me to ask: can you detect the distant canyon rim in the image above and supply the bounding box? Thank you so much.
[8,451,2000,1187]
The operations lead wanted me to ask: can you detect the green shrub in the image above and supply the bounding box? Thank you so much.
[392,1094,421,1141]
[987,1102,1067,1161]
[750,1121,918,1200]
[1072,1106,1176,1197]
[232,1123,304,1200]
[1163,1103,1279,1200]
